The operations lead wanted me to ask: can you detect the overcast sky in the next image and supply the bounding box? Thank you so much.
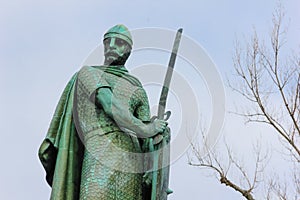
[1,0,299,199]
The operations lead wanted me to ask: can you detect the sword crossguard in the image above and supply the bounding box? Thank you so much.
[150,111,171,122]
[163,111,171,121]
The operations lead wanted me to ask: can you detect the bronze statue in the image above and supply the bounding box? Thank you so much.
[38,24,171,200]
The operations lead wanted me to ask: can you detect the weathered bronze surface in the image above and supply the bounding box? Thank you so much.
[39,24,171,200]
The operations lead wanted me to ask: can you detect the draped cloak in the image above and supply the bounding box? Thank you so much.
[38,73,83,200]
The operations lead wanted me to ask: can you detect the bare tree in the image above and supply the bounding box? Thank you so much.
[231,5,299,198]
[231,4,299,199]
[188,137,268,200]
[232,5,300,162]
[189,4,299,200]
[265,164,300,200]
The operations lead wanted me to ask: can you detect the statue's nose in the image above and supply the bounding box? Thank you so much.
[109,38,116,48]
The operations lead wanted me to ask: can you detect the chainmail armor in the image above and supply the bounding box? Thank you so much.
[74,66,150,200]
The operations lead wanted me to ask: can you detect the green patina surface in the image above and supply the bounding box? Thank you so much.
[39,24,170,200]
[76,65,150,200]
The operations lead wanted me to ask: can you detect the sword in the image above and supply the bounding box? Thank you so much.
[150,28,183,200]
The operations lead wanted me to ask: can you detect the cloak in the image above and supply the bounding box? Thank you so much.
[38,73,84,200]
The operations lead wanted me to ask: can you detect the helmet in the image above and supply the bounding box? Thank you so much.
[103,24,133,46]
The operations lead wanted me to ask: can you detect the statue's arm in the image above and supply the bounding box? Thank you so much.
[96,87,167,138]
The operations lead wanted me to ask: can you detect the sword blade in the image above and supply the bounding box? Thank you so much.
[150,28,183,200]
[157,28,183,119]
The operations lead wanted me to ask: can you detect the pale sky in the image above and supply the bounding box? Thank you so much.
[1,0,299,199]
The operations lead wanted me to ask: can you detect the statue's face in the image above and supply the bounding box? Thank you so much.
[104,36,131,65]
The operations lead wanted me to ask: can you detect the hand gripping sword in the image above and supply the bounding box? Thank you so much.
[149,28,183,200]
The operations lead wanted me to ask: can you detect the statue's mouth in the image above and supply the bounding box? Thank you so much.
[105,51,121,59]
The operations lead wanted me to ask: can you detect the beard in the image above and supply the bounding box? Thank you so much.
[104,51,131,66]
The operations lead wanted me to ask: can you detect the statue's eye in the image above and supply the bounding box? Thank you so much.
[103,38,111,47]
[115,38,125,46]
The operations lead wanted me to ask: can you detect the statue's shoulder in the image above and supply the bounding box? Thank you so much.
[77,65,107,79]
[79,65,105,71]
